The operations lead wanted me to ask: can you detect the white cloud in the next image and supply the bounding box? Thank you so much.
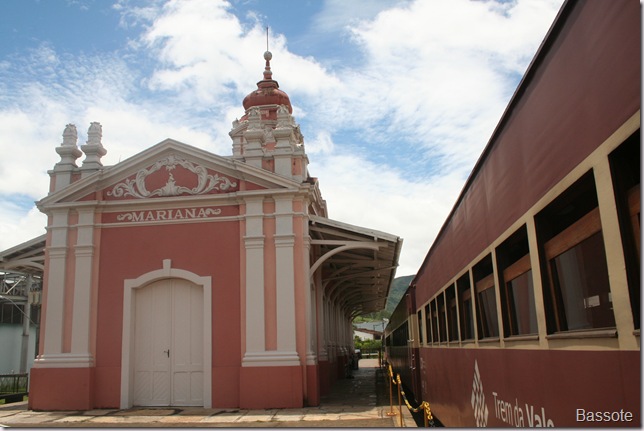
[310,149,464,276]
[0,204,47,252]
[0,0,564,277]
[311,0,408,33]
[306,131,335,155]
[138,0,339,108]
[309,0,563,173]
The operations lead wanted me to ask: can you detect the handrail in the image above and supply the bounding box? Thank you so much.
[385,364,435,427]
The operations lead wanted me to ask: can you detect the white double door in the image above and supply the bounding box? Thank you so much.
[133,278,204,406]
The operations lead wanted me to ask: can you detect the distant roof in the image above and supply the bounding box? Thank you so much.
[0,234,46,275]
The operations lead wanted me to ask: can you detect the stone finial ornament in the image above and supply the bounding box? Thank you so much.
[55,123,82,167]
[80,122,107,173]
[87,122,102,145]
[62,124,78,146]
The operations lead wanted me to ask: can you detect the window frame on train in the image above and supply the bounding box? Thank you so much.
[496,225,539,337]
[457,272,475,341]
[473,254,500,340]
[536,171,615,334]
[607,131,640,331]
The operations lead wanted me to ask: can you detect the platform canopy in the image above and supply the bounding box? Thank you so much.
[0,234,46,276]
[309,215,402,317]
[0,235,45,304]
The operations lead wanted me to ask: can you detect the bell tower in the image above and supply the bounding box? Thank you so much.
[229,51,309,182]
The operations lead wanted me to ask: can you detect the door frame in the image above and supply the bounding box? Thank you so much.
[120,259,212,408]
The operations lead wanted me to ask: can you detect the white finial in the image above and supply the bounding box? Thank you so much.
[81,122,107,173]
[87,122,102,145]
[62,124,78,146]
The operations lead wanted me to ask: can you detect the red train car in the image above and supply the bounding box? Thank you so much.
[386,0,640,427]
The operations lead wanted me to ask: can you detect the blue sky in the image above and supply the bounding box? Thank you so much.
[0,0,564,276]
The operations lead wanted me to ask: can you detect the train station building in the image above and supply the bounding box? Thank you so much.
[0,51,401,411]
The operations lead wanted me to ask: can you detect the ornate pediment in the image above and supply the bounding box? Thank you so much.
[38,139,302,208]
[106,153,238,199]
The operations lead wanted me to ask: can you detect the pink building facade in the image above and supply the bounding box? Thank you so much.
[27,52,401,410]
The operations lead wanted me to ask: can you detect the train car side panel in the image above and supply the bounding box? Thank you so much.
[420,347,640,427]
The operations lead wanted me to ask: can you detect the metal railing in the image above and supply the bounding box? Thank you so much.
[0,373,28,403]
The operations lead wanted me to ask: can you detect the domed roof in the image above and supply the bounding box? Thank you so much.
[242,51,292,113]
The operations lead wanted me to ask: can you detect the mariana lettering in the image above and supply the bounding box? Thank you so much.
[116,207,222,222]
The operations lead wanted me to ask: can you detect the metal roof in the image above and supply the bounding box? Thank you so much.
[0,234,46,276]
[309,215,402,317]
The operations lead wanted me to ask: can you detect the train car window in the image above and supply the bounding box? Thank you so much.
[627,185,640,256]
[608,130,640,330]
[457,273,474,341]
[536,171,615,333]
[424,303,431,345]
[437,294,447,342]
[496,226,538,337]
[393,321,409,347]
[446,285,459,342]
[430,300,439,344]
[0,302,23,324]
[417,310,424,345]
[473,255,500,339]
[504,260,537,336]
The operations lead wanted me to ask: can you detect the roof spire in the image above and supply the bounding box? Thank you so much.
[263,26,272,80]
[241,29,292,114]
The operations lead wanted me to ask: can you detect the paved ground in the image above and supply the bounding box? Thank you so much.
[0,359,416,428]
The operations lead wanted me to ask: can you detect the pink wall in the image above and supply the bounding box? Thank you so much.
[94,216,241,407]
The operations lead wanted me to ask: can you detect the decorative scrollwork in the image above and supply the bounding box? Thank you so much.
[107,154,237,199]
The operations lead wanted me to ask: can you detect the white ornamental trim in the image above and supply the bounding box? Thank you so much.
[107,154,237,199]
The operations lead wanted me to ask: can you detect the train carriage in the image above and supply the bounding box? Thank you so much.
[386,0,640,427]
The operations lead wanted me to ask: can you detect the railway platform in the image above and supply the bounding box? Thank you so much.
[0,359,417,428]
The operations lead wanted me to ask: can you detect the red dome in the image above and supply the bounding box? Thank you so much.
[242,51,293,114]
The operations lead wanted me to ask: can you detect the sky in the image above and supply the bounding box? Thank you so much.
[0,0,564,277]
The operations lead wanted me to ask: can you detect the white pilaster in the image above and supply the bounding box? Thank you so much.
[274,196,299,364]
[242,197,266,365]
[302,217,316,365]
[273,127,294,179]
[37,209,69,361]
[70,208,96,365]
[243,108,265,169]
[243,129,265,169]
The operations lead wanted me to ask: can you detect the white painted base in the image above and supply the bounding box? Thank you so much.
[242,351,300,367]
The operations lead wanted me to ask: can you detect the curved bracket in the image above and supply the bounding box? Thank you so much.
[309,242,380,278]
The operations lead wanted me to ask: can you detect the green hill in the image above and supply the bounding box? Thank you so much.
[385,274,414,314]
[353,274,414,322]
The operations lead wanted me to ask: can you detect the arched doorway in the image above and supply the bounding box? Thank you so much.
[120,260,212,408]
[133,278,203,406]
